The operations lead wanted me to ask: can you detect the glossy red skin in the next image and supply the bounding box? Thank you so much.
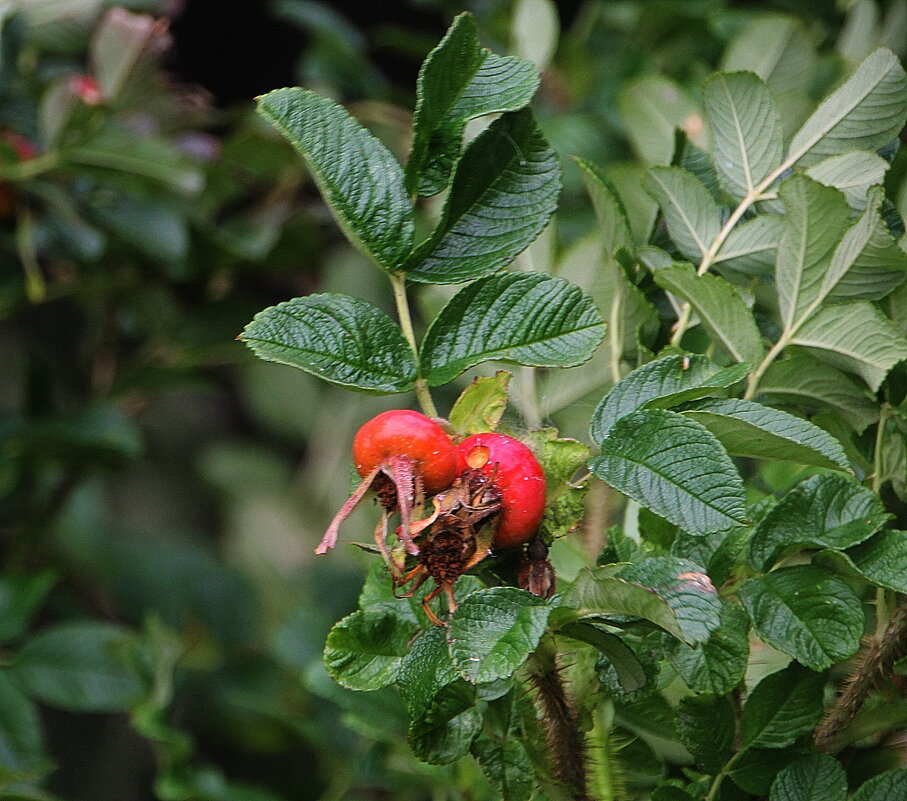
[457,433,546,549]
[353,410,457,494]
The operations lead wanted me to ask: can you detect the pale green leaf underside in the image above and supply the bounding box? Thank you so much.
[739,565,863,671]
[447,588,553,683]
[420,272,605,386]
[405,109,561,284]
[703,71,783,199]
[241,293,417,393]
[714,215,783,276]
[653,263,764,365]
[805,151,890,209]
[644,166,721,262]
[790,301,907,391]
[617,74,699,165]
[786,47,907,168]
[406,12,539,196]
[257,88,414,270]
[681,398,850,471]
[590,409,747,535]
[591,354,749,443]
[748,473,889,571]
[721,16,815,95]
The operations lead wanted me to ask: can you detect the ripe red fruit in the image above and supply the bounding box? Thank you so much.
[456,433,545,549]
[317,410,458,556]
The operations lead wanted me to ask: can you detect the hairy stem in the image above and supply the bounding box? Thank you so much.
[390,273,438,418]
[814,598,907,753]
[526,637,589,801]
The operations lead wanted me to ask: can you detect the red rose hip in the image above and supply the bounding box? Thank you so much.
[457,433,546,549]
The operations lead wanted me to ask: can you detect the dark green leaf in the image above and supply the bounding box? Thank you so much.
[241,293,417,393]
[676,694,735,773]
[405,12,539,196]
[739,566,863,670]
[653,264,764,365]
[405,109,560,284]
[573,157,633,255]
[769,753,847,801]
[681,398,850,471]
[420,272,605,386]
[13,622,144,712]
[664,601,749,695]
[815,530,907,592]
[786,48,907,168]
[323,609,417,691]
[472,733,534,801]
[590,409,748,535]
[257,87,414,270]
[644,167,721,262]
[0,670,45,777]
[703,71,783,199]
[748,473,889,571]
[852,769,907,801]
[741,663,825,748]
[408,681,482,765]
[731,747,810,795]
[447,588,554,683]
[0,573,56,645]
[397,627,459,718]
[560,621,655,700]
[591,354,749,443]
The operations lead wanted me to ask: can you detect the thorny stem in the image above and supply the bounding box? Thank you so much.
[526,637,589,801]
[390,273,439,419]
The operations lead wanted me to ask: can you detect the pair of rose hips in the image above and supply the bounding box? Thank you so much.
[316,409,549,620]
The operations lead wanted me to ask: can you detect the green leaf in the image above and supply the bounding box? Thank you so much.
[12,622,144,712]
[408,681,482,765]
[447,588,554,683]
[449,371,511,435]
[769,754,847,801]
[257,88,414,270]
[739,565,863,671]
[776,175,852,331]
[748,473,890,571]
[681,398,850,470]
[397,627,459,718]
[0,670,45,777]
[405,12,539,197]
[714,215,783,276]
[789,301,907,392]
[815,530,907,593]
[472,733,534,801]
[731,747,811,795]
[758,356,879,433]
[323,609,417,691]
[721,15,815,95]
[420,272,605,386]
[618,75,699,165]
[574,157,633,255]
[605,162,660,244]
[405,109,560,284]
[590,409,748,535]
[852,769,907,801]
[664,601,750,695]
[560,621,655,700]
[676,694,735,773]
[590,354,749,443]
[90,8,161,100]
[805,151,890,209]
[241,293,417,393]
[0,573,56,645]
[703,72,783,199]
[644,167,721,262]
[786,48,907,168]
[741,663,826,748]
[652,264,764,365]
[617,557,721,643]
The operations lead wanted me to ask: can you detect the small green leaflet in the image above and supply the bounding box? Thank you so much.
[851,769,907,801]
[703,71,783,200]
[652,264,764,365]
[739,565,863,671]
[472,732,534,801]
[560,621,654,699]
[785,48,907,168]
[420,272,605,386]
[405,12,539,197]
[408,681,482,765]
[676,695,735,774]
[740,663,826,748]
[241,293,418,393]
[714,215,782,277]
[405,109,561,285]
[680,398,850,471]
[590,409,747,535]
[769,754,847,801]
[573,157,633,255]
[748,473,890,571]
[257,88,414,271]
[591,354,749,443]
[815,530,907,593]
[805,151,890,209]
[643,167,721,263]
[617,74,699,165]
[0,670,45,776]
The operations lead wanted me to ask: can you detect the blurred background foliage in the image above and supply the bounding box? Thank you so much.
[0,1,906,799]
